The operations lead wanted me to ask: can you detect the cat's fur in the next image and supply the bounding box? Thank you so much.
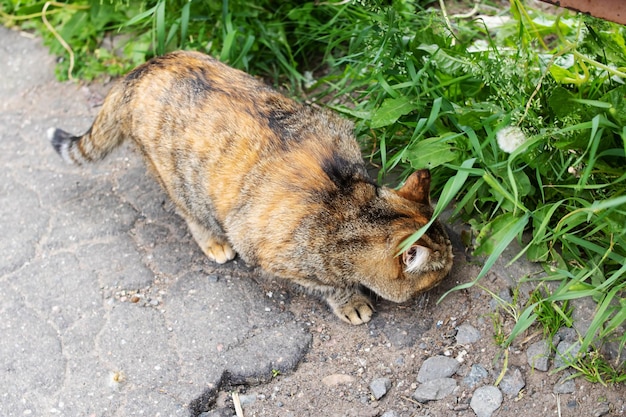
[48,50,453,324]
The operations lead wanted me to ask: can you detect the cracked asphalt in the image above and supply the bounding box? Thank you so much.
[0,26,311,416]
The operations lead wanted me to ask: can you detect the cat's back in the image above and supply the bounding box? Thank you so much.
[117,51,365,224]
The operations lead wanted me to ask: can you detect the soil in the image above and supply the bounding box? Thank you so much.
[207,236,625,417]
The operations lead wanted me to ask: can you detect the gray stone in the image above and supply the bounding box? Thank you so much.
[554,340,582,369]
[381,411,399,417]
[470,386,503,417]
[489,289,514,311]
[553,371,576,394]
[417,355,461,383]
[499,367,525,398]
[527,339,551,371]
[456,323,482,344]
[412,378,457,402]
[463,364,489,388]
[488,236,545,297]
[238,394,257,407]
[370,377,392,400]
[569,296,597,337]
[555,327,578,344]
[593,402,611,417]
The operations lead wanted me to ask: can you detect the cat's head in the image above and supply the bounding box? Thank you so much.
[351,169,453,303]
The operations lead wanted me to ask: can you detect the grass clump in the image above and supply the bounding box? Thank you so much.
[2,0,624,381]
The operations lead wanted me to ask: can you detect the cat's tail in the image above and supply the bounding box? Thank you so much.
[48,85,127,165]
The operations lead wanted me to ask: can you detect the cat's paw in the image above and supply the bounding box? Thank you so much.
[334,294,375,325]
[204,240,236,264]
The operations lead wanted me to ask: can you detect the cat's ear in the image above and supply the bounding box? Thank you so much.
[397,169,431,204]
[402,244,430,273]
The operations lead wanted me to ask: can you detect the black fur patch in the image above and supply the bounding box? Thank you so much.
[186,67,217,96]
[359,203,407,225]
[125,59,158,82]
[321,154,372,191]
[258,97,299,142]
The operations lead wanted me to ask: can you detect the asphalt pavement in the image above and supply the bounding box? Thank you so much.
[0,26,311,417]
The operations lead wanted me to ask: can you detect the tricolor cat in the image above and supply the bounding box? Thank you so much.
[49,51,453,324]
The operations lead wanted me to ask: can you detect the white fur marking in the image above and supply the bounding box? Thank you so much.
[403,245,430,273]
[46,127,57,142]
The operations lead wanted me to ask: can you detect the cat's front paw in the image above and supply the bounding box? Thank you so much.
[204,240,236,264]
[331,294,375,325]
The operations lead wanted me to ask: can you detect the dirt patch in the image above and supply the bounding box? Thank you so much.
[204,234,625,417]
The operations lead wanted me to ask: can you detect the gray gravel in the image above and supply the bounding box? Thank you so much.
[499,366,525,398]
[456,323,482,345]
[416,355,460,383]
[412,378,458,402]
[369,377,392,400]
[470,385,503,417]
[527,339,551,371]
[463,364,489,388]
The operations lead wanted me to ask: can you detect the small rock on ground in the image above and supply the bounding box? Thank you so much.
[555,327,577,344]
[527,339,551,371]
[463,364,489,388]
[456,324,481,344]
[499,367,525,398]
[554,340,582,368]
[470,386,503,417]
[553,371,576,394]
[381,411,399,417]
[417,355,460,383]
[593,402,611,417]
[370,377,392,400]
[412,378,457,403]
[238,394,257,407]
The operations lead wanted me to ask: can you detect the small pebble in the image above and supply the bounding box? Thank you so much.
[490,290,513,311]
[553,371,575,394]
[594,402,610,417]
[417,356,460,383]
[463,364,488,388]
[499,367,525,398]
[369,377,391,400]
[381,411,399,417]
[527,339,551,371]
[238,394,257,407]
[412,378,457,402]
[456,324,481,344]
[556,327,577,343]
[470,385,503,417]
[554,341,582,368]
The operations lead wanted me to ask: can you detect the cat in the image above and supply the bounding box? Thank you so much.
[48,50,453,325]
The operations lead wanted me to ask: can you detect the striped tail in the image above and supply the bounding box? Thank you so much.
[47,127,92,165]
[48,81,128,166]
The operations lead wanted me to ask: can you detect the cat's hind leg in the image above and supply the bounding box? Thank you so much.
[185,218,236,264]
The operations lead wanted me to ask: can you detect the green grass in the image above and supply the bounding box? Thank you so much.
[2,0,624,382]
